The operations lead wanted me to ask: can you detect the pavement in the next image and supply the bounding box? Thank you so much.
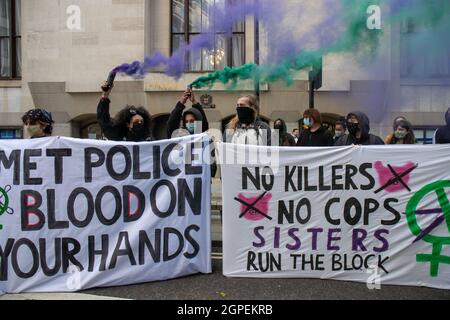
[83,257,450,300]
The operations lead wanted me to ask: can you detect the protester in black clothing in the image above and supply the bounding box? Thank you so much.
[297,108,334,147]
[435,107,450,144]
[97,82,152,142]
[167,88,217,176]
[167,88,209,138]
[274,119,296,146]
[22,108,54,139]
[334,112,384,146]
[333,117,347,144]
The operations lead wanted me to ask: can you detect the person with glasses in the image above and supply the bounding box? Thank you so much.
[22,108,55,139]
[97,81,153,142]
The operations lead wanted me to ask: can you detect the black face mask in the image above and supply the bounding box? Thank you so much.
[274,124,283,131]
[347,122,360,136]
[128,122,147,142]
[237,107,256,125]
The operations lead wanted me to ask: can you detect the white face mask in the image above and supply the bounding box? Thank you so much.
[334,130,345,139]
[27,125,44,138]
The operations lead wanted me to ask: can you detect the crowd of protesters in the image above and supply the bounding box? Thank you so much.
[19,84,450,147]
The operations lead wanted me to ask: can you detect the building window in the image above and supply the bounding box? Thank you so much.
[0,128,21,139]
[0,0,21,79]
[171,0,245,72]
[413,127,439,145]
[400,4,450,79]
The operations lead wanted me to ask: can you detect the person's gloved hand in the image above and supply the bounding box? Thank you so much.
[101,81,114,98]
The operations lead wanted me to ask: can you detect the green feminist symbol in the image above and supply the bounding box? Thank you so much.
[0,186,10,231]
[406,180,450,277]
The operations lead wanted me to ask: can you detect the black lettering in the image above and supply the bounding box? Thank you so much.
[48,189,69,230]
[39,238,62,276]
[325,198,340,225]
[345,165,358,190]
[24,149,43,185]
[184,225,200,259]
[95,186,122,226]
[163,228,184,262]
[12,239,39,279]
[178,178,202,216]
[383,199,401,225]
[46,149,72,184]
[109,232,137,269]
[360,163,376,190]
[150,180,176,218]
[106,146,132,181]
[88,235,109,272]
[139,230,161,264]
[84,148,105,183]
[67,188,95,228]
[0,150,21,185]
[133,146,151,180]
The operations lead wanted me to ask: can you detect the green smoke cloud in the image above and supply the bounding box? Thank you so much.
[191,0,450,90]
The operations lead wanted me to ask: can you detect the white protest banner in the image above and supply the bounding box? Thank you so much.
[0,134,211,293]
[218,143,450,289]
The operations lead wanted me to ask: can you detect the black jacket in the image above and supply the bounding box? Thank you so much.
[334,112,384,146]
[167,102,209,138]
[435,108,450,144]
[97,98,152,142]
[167,102,216,177]
[274,119,296,146]
[97,98,125,141]
[297,126,334,147]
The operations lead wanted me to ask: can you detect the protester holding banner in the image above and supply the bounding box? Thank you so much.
[97,82,153,142]
[167,88,209,138]
[435,107,450,144]
[224,95,271,146]
[385,119,416,145]
[21,108,55,139]
[273,119,296,146]
[297,109,334,147]
[334,112,384,146]
[0,134,212,293]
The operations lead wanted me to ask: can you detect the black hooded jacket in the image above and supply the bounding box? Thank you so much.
[97,97,152,142]
[274,119,296,146]
[435,108,450,144]
[167,101,216,177]
[334,112,384,146]
[167,102,209,138]
[297,125,334,147]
